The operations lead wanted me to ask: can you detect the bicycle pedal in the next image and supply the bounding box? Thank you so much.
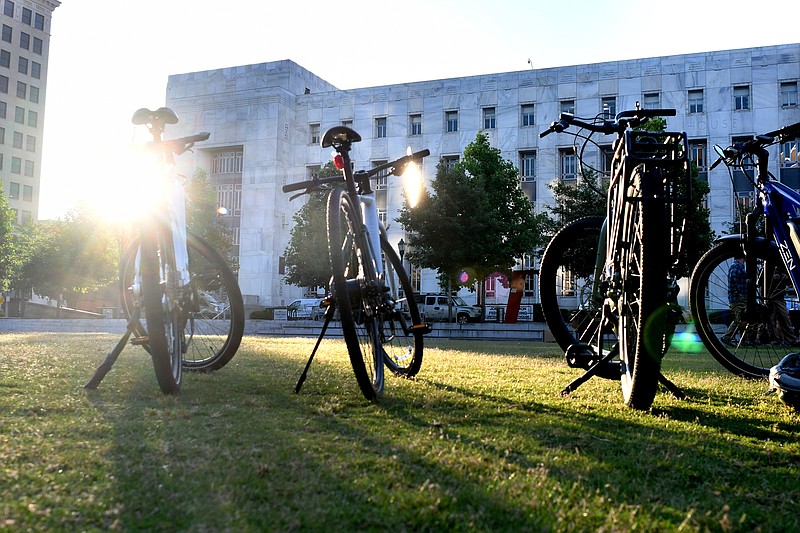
[131,336,149,346]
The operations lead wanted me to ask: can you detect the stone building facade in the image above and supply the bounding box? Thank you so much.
[164,44,800,309]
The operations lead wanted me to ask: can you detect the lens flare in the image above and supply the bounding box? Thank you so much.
[403,146,424,208]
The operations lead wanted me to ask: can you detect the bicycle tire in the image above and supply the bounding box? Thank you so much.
[379,228,424,377]
[120,231,245,372]
[139,225,182,394]
[615,168,668,409]
[538,216,621,380]
[689,239,796,378]
[327,187,384,399]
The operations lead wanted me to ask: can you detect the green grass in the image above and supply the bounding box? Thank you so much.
[1,333,798,531]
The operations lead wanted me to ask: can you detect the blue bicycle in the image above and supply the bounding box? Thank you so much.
[690,120,800,378]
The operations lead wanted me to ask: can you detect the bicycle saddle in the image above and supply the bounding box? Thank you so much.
[321,126,361,148]
[132,107,179,127]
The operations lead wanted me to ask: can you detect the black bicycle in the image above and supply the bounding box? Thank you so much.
[283,127,430,400]
[538,108,691,409]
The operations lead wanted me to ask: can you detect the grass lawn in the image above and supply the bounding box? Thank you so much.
[0,332,798,531]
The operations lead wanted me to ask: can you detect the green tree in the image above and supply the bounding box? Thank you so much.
[14,208,119,306]
[283,162,339,290]
[398,132,548,299]
[0,187,16,291]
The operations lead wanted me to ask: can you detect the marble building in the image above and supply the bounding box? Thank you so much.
[164,44,800,309]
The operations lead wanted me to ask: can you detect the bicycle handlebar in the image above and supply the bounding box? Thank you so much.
[540,108,676,138]
[151,132,211,155]
[282,149,430,196]
[709,120,800,171]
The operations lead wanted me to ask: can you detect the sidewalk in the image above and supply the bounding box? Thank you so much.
[0,318,551,341]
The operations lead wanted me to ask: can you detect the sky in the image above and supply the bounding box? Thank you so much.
[37,0,799,220]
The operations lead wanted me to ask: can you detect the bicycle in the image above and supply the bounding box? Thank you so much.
[690,120,800,378]
[282,126,430,400]
[85,107,245,394]
[538,108,691,409]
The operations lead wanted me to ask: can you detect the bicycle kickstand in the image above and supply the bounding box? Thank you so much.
[295,299,335,394]
[84,307,142,389]
[560,344,618,396]
[658,372,686,400]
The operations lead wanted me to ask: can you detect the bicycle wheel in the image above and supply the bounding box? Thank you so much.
[379,228,424,377]
[120,231,245,372]
[139,225,182,394]
[327,187,384,399]
[690,239,795,378]
[614,168,668,409]
[538,216,621,380]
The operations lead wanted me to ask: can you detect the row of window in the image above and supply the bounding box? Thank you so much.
[2,25,43,55]
[7,180,32,201]
[0,101,38,127]
[0,126,36,151]
[3,1,45,31]
[307,83,798,143]
[0,152,35,176]
[0,46,41,79]
[0,74,39,103]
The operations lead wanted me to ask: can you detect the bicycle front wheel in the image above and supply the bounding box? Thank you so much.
[120,231,245,372]
[614,169,668,409]
[138,226,182,394]
[690,239,795,378]
[379,228,424,377]
[328,187,384,399]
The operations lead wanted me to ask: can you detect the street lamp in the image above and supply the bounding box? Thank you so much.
[397,238,406,261]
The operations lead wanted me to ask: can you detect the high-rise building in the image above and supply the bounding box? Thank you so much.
[165,44,800,309]
[0,0,59,224]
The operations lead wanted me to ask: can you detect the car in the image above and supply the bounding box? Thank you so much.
[287,298,323,320]
[414,293,482,324]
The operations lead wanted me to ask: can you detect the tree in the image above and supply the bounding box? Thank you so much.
[0,187,16,291]
[186,168,234,260]
[283,162,339,290]
[398,132,548,299]
[13,208,119,306]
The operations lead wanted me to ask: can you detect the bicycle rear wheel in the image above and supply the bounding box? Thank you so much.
[379,228,425,377]
[121,231,245,372]
[690,239,794,378]
[538,216,621,379]
[614,168,668,409]
[139,226,182,394]
[328,187,384,399]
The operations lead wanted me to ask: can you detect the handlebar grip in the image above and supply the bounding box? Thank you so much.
[282,181,313,193]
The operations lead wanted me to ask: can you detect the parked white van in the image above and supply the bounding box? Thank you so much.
[287,298,323,320]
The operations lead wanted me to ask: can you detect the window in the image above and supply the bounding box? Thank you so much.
[0,126,4,143]
[25,134,34,152]
[17,55,26,74]
[30,61,39,78]
[20,210,31,225]
[482,107,496,129]
[520,151,536,182]
[34,13,43,30]
[560,148,576,180]
[15,80,24,98]
[521,104,535,127]
[781,137,799,167]
[0,101,5,118]
[781,82,798,108]
[0,74,6,93]
[12,130,21,148]
[216,183,243,216]
[599,144,614,176]
[19,31,28,50]
[601,96,616,118]
[445,110,458,132]
[211,151,243,174]
[409,114,421,136]
[28,85,37,103]
[1,24,10,43]
[27,109,36,127]
[0,49,8,67]
[3,1,12,17]
[22,184,31,201]
[689,139,708,171]
[21,7,30,25]
[643,92,660,109]
[375,117,387,138]
[560,100,575,115]
[24,159,33,176]
[378,209,387,225]
[10,155,20,173]
[32,36,40,55]
[309,123,320,145]
[14,105,22,123]
[341,119,352,128]
[733,85,750,110]
[442,155,459,170]
[688,89,704,114]
[9,181,18,199]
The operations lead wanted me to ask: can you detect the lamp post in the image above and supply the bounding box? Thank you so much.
[397,238,406,262]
